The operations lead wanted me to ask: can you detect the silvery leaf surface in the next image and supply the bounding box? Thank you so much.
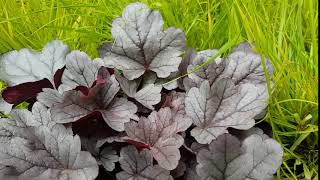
[50,67,137,131]
[0,108,98,180]
[0,40,69,87]
[196,130,283,180]
[99,2,186,80]
[124,107,187,170]
[116,146,173,180]
[116,72,161,110]
[59,50,104,91]
[183,43,273,91]
[185,79,268,144]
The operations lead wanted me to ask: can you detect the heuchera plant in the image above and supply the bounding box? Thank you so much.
[0,2,283,180]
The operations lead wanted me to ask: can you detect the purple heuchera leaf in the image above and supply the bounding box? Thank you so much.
[53,66,66,88]
[171,160,187,178]
[184,160,201,180]
[0,107,99,180]
[98,2,186,80]
[2,79,53,105]
[161,91,193,132]
[185,78,268,144]
[124,107,189,170]
[50,67,138,131]
[196,130,283,180]
[117,146,173,180]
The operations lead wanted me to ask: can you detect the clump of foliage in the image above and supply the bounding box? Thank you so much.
[0,3,283,180]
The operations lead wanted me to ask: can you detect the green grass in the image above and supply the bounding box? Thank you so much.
[0,0,318,179]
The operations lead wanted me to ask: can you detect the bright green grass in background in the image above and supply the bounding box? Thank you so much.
[0,0,318,179]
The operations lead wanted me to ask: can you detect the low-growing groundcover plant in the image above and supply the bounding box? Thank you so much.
[0,2,284,180]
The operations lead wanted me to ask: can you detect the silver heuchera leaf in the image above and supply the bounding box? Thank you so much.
[100,147,119,172]
[116,146,173,180]
[196,134,241,180]
[183,43,273,91]
[0,108,51,145]
[37,88,64,108]
[0,40,69,87]
[99,97,138,131]
[232,42,255,53]
[222,43,273,86]
[0,109,98,180]
[225,135,283,180]
[116,73,162,110]
[155,72,179,90]
[196,131,283,180]
[183,49,224,92]
[236,127,270,141]
[185,79,268,144]
[156,48,196,91]
[31,102,56,128]
[51,69,137,131]
[0,97,13,114]
[124,107,187,170]
[81,137,119,172]
[190,142,208,153]
[0,165,18,180]
[99,2,186,80]
[59,50,104,92]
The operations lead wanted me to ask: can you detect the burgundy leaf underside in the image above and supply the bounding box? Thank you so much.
[53,66,66,88]
[125,139,151,150]
[2,66,66,106]
[2,79,53,105]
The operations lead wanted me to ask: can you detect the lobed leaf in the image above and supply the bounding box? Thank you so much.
[183,49,224,92]
[99,2,186,80]
[59,50,104,92]
[183,43,273,91]
[51,67,137,131]
[116,146,173,180]
[196,130,283,180]
[81,137,119,172]
[185,79,268,144]
[116,72,162,110]
[0,107,99,180]
[124,107,188,170]
[0,40,69,87]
